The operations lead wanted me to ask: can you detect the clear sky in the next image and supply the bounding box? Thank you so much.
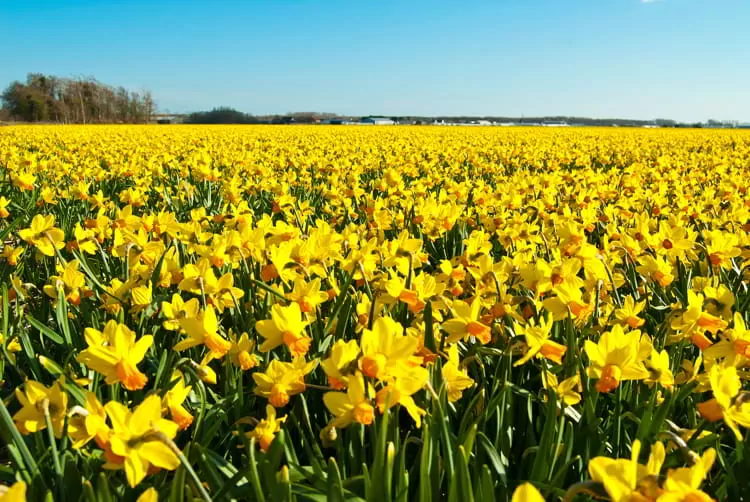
[1,0,747,122]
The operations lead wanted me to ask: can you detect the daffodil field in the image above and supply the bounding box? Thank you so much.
[1,125,750,501]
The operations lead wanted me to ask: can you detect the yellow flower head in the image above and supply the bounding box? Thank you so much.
[253,358,317,407]
[359,316,418,381]
[256,302,311,357]
[321,339,360,389]
[77,320,153,391]
[584,325,650,393]
[18,214,65,257]
[105,395,180,487]
[175,305,231,357]
[441,343,474,402]
[247,404,287,451]
[13,379,68,437]
[324,372,375,429]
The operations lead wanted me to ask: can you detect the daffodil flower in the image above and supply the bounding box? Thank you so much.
[324,372,375,428]
[256,302,311,357]
[13,379,68,437]
[77,321,153,391]
[105,395,181,487]
[247,404,287,451]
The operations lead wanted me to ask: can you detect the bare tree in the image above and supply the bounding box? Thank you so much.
[1,73,157,123]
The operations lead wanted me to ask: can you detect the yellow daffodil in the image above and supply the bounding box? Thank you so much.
[0,480,26,501]
[13,379,68,437]
[0,332,22,364]
[286,277,329,314]
[511,483,544,502]
[513,316,567,366]
[68,391,109,448]
[441,343,475,402]
[253,358,317,407]
[43,260,87,305]
[442,298,492,344]
[227,330,259,370]
[644,349,674,389]
[105,395,181,487]
[0,196,10,219]
[375,366,428,427]
[18,214,65,257]
[247,404,287,451]
[321,339,360,389]
[359,316,418,380]
[1,245,24,266]
[542,372,582,407]
[77,320,153,391]
[175,305,231,357]
[163,371,193,430]
[584,325,650,393]
[256,302,311,357]
[324,372,375,428]
[697,365,750,440]
[161,294,201,331]
[614,295,646,329]
[587,440,663,502]
[136,488,159,502]
[671,290,728,348]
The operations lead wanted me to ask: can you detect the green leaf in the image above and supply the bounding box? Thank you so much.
[455,446,474,502]
[55,295,72,347]
[476,432,507,488]
[169,443,187,502]
[26,314,64,344]
[419,423,432,502]
[0,393,40,484]
[477,466,496,502]
[327,458,345,502]
[423,301,437,352]
[530,389,558,482]
[62,453,83,502]
[325,269,355,334]
[247,438,266,502]
[95,472,113,502]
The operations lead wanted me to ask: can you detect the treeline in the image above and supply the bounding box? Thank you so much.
[1,73,155,123]
[183,107,260,124]
[184,108,339,124]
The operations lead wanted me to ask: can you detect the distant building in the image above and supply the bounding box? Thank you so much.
[150,114,186,124]
[324,118,354,125]
[361,117,395,125]
[541,120,569,127]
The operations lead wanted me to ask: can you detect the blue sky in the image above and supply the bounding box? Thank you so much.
[1,0,747,121]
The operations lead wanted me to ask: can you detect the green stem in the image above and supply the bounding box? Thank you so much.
[152,431,213,502]
[42,399,64,498]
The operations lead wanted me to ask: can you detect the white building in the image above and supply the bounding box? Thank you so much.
[361,117,395,125]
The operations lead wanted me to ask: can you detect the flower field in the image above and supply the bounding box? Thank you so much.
[1,124,750,501]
